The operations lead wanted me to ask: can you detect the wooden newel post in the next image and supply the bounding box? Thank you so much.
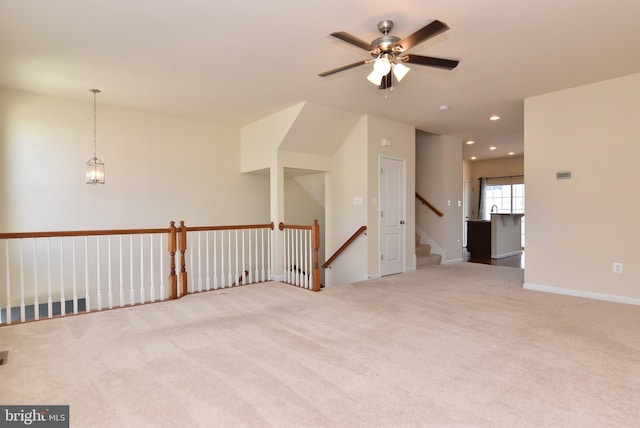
[311,219,321,292]
[178,220,188,297]
[168,221,178,299]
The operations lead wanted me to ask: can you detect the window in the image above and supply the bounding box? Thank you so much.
[482,183,525,218]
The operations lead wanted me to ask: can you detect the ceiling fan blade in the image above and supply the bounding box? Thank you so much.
[330,32,373,51]
[318,60,368,77]
[398,20,449,51]
[403,54,459,70]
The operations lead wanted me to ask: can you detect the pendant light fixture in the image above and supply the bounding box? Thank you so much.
[86,88,105,184]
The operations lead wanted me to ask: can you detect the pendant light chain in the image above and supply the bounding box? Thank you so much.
[93,89,97,158]
[91,88,100,159]
[86,88,105,184]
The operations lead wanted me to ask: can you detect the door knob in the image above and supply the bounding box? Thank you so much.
[400,221,405,224]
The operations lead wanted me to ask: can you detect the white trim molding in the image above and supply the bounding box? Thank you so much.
[415,226,445,260]
[523,283,640,306]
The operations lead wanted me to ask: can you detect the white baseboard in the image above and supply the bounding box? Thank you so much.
[492,250,523,259]
[444,258,463,264]
[271,274,285,282]
[523,283,640,306]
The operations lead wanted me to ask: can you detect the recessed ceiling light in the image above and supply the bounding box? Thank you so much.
[489,146,497,150]
[508,152,515,156]
[489,115,501,121]
[470,156,477,160]
[439,105,450,111]
[466,140,475,145]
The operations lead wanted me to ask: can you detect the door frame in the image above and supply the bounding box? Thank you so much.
[379,154,407,276]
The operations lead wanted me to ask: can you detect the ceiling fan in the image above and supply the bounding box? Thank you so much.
[318,19,459,89]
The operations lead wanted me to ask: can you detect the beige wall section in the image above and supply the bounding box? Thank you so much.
[467,156,524,220]
[240,102,304,173]
[367,115,416,275]
[0,88,270,232]
[415,131,463,263]
[279,150,331,172]
[325,116,368,286]
[524,72,640,302]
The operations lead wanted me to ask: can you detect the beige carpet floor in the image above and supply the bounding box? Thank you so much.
[1,262,639,427]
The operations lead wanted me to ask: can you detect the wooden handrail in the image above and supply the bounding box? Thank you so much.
[322,226,367,269]
[0,227,170,239]
[415,192,444,217]
[185,222,275,232]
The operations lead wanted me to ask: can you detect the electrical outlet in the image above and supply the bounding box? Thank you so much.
[613,262,623,274]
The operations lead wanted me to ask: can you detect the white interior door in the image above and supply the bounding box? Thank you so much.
[380,156,405,276]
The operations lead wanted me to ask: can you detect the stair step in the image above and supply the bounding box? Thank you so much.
[417,253,442,267]
[416,233,441,266]
[415,243,432,257]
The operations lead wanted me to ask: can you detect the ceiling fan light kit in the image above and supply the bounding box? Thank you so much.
[319,19,459,90]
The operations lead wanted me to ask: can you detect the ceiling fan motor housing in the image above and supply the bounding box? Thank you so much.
[371,20,402,56]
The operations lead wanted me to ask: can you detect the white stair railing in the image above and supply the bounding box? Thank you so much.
[0,227,171,324]
[1,221,276,325]
[278,220,321,291]
[176,222,274,295]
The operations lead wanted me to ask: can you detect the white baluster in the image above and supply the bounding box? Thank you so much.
[108,236,113,309]
[84,236,90,312]
[241,229,246,285]
[267,227,272,282]
[220,231,225,288]
[159,234,165,301]
[213,231,219,289]
[150,234,155,302]
[140,235,145,303]
[253,229,259,283]
[234,230,239,286]
[299,230,304,286]
[19,240,26,322]
[59,238,65,317]
[96,236,102,311]
[197,232,202,292]
[47,238,52,317]
[119,236,124,307]
[308,229,312,289]
[283,229,288,283]
[227,230,233,287]
[129,236,135,305]
[72,238,78,314]
[289,229,293,284]
[261,229,265,282]
[298,230,303,286]
[5,240,11,324]
[205,231,211,291]
[32,239,39,320]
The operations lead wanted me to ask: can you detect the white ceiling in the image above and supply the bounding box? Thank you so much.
[1,0,639,160]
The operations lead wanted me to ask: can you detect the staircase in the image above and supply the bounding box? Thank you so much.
[416,234,442,268]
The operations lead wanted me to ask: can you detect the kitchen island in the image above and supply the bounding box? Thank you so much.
[467,213,524,259]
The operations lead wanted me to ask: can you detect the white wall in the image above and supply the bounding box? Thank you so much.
[524,72,640,303]
[240,103,303,173]
[0,88,270,232]
[415,131,463,263]
[324,116,368,286]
